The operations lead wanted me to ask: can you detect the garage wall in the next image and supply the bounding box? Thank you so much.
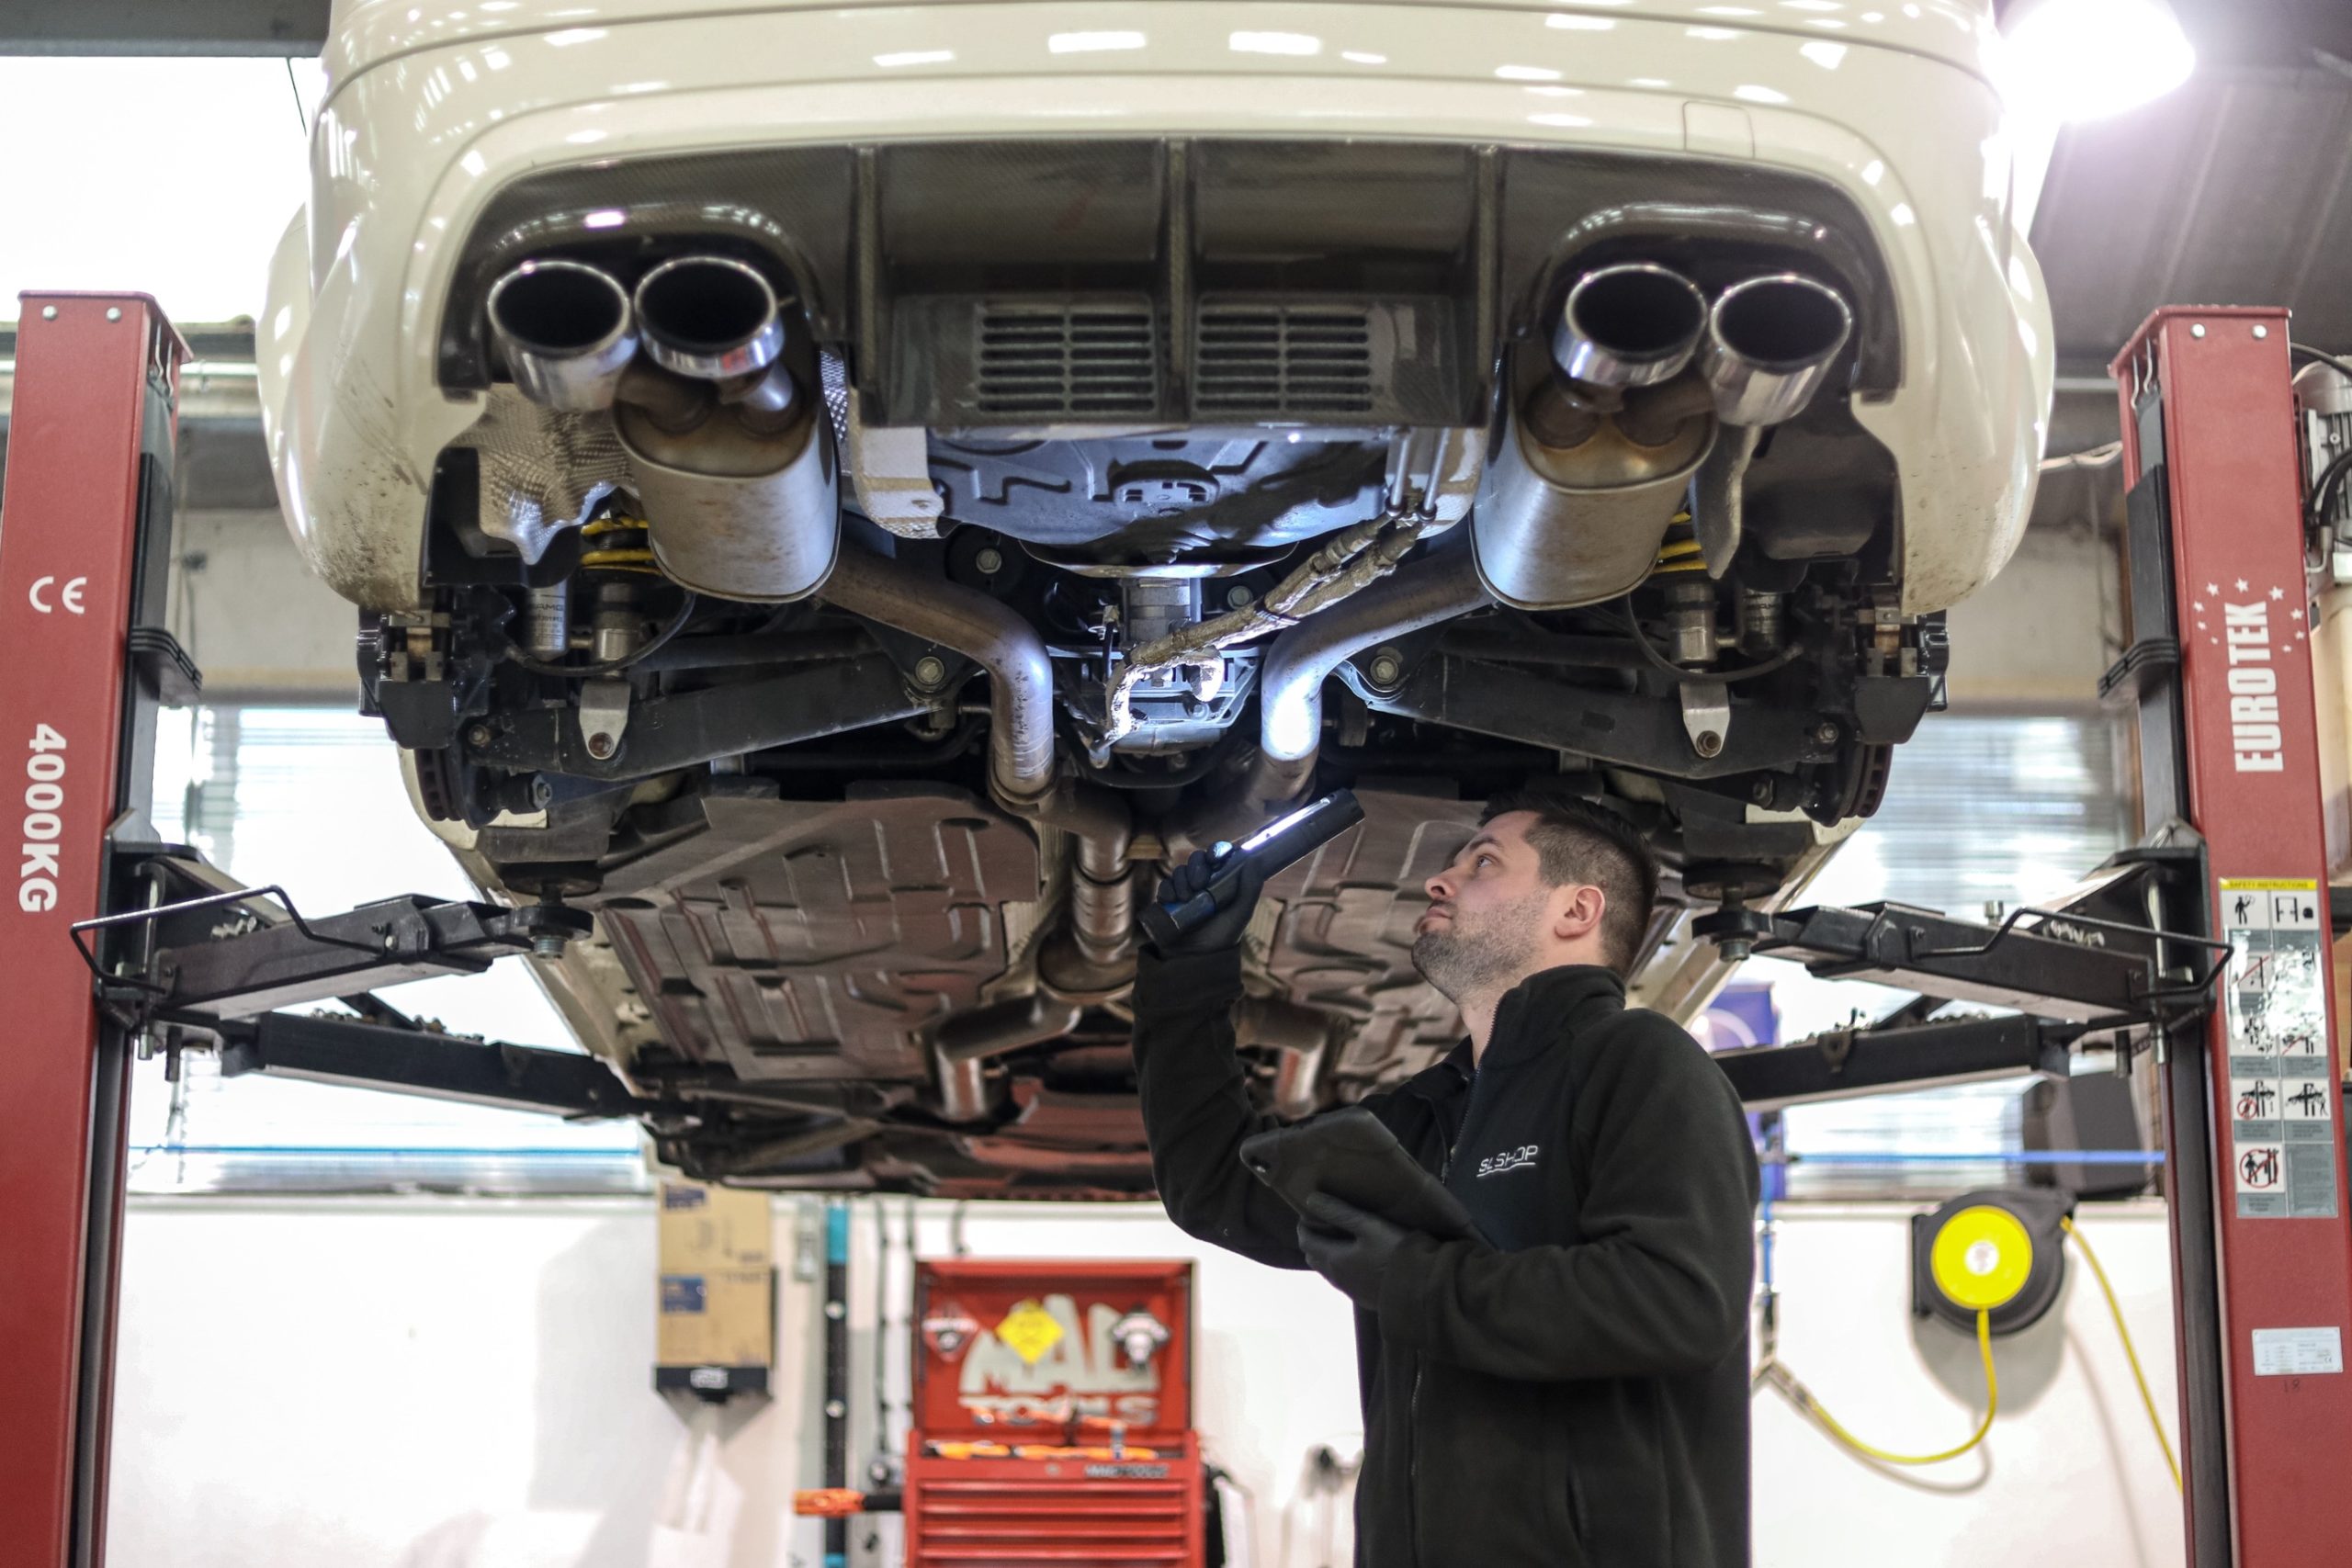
[107,1195,2182,1568]
[1752,1203,2181,1568]
[1941,524,2122,712]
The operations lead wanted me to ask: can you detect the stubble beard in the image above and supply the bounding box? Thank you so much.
[1410,890,1549,1007]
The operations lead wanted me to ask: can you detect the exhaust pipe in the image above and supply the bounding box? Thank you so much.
[820,547,1057,803]
[819,546,1139,995]
[486,259,638,411]
[633,254,791,404]
[1174,538,1492,854]
[1551,264,1709,389]
[934,995,1087,1066]
[1237,996,1333,1120]
[1686,274,1853,573]
[1259,538,1493,781]
[932,993,1088,1122]
[1698,273,1853,427]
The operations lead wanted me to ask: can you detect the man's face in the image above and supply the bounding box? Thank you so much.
[1411,812,1555,1003]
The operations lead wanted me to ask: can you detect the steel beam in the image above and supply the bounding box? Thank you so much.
[1755,901,2163,1024]
[118,888,587,1019]
[216,1012,645,1119]
[1356,652,1828,780]
[1716,1015,2075,1114]
[469,656,928,782]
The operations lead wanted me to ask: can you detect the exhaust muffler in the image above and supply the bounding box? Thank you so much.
[1550,263,1709,389]
[486,259,638,412]
[1697,273,1853,427]
[1483,260,1716,609]
[607,254,835,601]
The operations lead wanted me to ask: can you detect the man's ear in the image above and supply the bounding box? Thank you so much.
[1553,884,1607,943]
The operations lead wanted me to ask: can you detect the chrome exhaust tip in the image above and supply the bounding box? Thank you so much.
[486,259,638,411]
[1699,273,1854,427]
[1551,263,1709,389]
[632,254,786,381]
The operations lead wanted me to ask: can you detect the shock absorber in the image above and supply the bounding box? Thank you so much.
[524,579,571,659]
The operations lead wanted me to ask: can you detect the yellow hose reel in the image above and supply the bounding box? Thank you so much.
[1911,1188,2072,1335]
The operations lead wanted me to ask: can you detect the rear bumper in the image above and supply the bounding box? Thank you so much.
[262,0,2050,614]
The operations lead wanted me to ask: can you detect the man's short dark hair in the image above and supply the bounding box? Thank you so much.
[1478,790,1659,977]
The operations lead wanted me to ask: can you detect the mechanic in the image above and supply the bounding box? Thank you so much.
[1133,792,1758,1568]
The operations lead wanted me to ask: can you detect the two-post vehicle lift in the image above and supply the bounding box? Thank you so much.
[6,292,2348,1566]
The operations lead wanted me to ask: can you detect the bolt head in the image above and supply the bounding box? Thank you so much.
[40,305,57,321]
[1368,655,1403,686]
[974,547,1004,575]
[467,723,493,747]
[1694,729,1724,758]
[531,776,554,807]
[1813,722,1839,746]
[1226,584,1255,609]
[1749,779,1772,804]
[1717,938,1754,964]
[106,306,122,322]
[2255,324,2270,339]
[587,731,616,760]
[532,933,568,959]
[913,655,948,687]
[2190,323,2207,339]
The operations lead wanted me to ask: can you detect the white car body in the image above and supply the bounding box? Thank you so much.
[253,0,2056,1193]
[266,0,2050,616]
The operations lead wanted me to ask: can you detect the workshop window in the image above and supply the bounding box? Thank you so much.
[1739,714,2133,1200]
[131,705,645,1194]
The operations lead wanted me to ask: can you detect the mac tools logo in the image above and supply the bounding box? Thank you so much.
[1476,1145,1539,1179]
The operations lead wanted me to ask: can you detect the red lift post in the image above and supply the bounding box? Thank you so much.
[2113,307,2352,1567]
[0,295,187,1568]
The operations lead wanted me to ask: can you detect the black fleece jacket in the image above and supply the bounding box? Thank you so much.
[1134,952,1758,1568]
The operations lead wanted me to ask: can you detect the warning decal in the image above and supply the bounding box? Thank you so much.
[2221,878,2337,1219]
[994,1301,1065,1366]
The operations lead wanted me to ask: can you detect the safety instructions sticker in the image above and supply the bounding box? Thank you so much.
[2221,878,2337,1219]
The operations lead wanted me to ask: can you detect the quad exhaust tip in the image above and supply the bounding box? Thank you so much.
[485,259,638,412]
[632,254,786,382]
[1700,272,1853,427]
[1551,263,1709,389]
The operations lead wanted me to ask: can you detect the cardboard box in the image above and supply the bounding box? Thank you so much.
[658,1267,775,1370]
[658,1180,774,1272]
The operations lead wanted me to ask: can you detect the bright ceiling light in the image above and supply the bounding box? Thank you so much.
[1230,30,1322,55]
[2000,0,2194,122]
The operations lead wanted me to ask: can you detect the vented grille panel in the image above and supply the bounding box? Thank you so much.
[975,300,1157,418]
[1195,299,1375,414]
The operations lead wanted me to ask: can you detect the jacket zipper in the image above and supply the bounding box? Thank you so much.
[1408,1075,1469,1568]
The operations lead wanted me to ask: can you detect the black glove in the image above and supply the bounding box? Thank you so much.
[1296,1192,1409,1310]
[1145,847,1267,955]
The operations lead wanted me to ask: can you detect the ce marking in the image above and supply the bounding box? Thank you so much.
[28,575,87,615]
